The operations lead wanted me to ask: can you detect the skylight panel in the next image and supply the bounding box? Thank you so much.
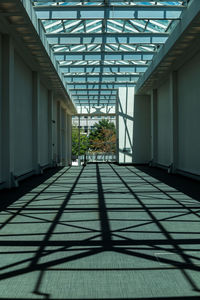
[33,0,188,107]
[107,25,123,33]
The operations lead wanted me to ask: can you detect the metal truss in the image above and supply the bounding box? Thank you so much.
[59,65,148,73]
[32,0,189,107]
[64,74,140,82]
[34,5,184,20]
[46,33,168,45]
[73,95,117,99]
[33,1,188,3]
[55,51,155,61]
[71,90,117,95]
[68,83,136,89]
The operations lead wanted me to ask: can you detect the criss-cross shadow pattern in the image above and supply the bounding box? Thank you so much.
[0,163,200,299]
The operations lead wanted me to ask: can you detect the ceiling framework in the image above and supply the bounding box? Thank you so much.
[32,0,189,108]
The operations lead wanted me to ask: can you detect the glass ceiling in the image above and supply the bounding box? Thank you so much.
[32,1,189,108]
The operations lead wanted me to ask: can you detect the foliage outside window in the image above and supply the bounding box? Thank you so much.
[89,119,116,154]
[72,119,116,156]
[71,127,89,156]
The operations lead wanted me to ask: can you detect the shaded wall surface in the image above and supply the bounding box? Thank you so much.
[177,51,200,175]
[0,34,72,188]
[14,52,33,176]
[152,50,200,176]
[157,78,171,166]
[39,83,49,166]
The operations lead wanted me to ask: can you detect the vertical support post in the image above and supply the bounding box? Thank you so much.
[48,90,53,166]
[51,99,57,165]
[0,34,2,184]
[61,108,67,166]
[169,71,178,173]
[116,92,119,163]
[78,115,80,166]
[1,35,15,187]
[67,114,72,166]
[32,72,40,174]
[151,89,158,166]
[65,112,68,166]
[57,101,61,165]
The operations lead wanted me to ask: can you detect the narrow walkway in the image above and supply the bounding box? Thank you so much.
[0,163,200,299]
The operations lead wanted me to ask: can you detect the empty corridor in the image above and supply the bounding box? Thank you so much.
[0,163,200,299]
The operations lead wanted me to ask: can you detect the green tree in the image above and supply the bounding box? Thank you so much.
[72,127,89,156]
[88,119,116,153]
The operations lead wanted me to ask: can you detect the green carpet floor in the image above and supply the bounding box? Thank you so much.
[0,163,200,299]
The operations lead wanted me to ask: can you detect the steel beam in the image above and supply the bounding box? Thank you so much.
[54,51,155,61]
[68,83,136,89]
[64,74,140,80]
[33,0,185,3]
[64,73,139,78]
[71,90,117,95]
[60,65,148,73]
[71,88,118,92]
[46,32,168,45]
[54,50,156,55]
[73,99,116,102]
[72,94,117,98]
[34,5,183,20]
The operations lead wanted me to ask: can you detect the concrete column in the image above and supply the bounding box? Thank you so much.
[48,90,53,166]
[65,113,68,165]
[32,72,40,174]
[61,108,67,166]
[150,89,158,165]
[51,99,57,165]
[169,71,178,173]
[67,114,72,165]
[57,101,61,165]
[64,111,70,166]
[78,115,81,166]
[116,93,119,163]
[133,94,151,164]
[0,34,2,184]
[1,35,15,187]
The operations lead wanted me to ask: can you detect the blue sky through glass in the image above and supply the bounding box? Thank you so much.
[32,1,188,107]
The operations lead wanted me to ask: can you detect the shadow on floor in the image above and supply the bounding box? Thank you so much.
[135,165,200,202]
[0,163,200,299]
[0,167,64,211]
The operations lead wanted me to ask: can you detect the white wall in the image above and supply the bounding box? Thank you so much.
[117,87,134,164]
[14,53,33,176]
[0,35,73,189]
[156,78,171,166]
[39,83,49,166]
[117,88,151,164]
[177,51,200,175]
